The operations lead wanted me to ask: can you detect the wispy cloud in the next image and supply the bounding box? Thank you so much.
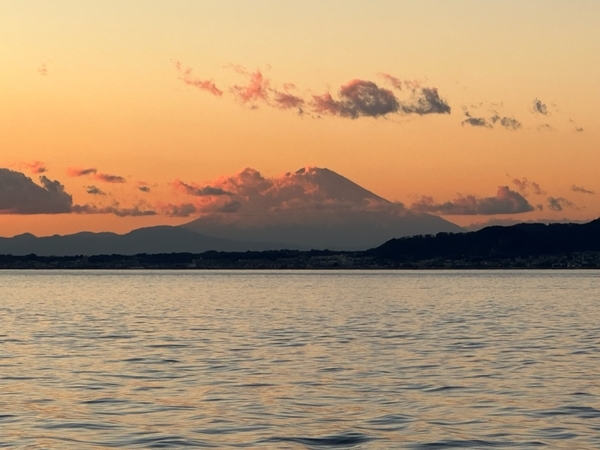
[547,197,576,211]
[20,161,48,174]
[174,60,223,96]
[571,185,596,195]
[512,178,546,196]
[67,167,97,177]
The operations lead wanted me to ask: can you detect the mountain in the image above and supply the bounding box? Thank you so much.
[0,226,284,256]
[182,167,462,250]
[370,218,600,260]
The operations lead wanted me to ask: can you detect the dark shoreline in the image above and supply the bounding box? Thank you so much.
[2,250,599,270]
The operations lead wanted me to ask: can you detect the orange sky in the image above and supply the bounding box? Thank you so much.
[1,0,599,237]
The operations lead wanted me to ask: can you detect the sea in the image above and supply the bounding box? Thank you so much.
[1,270,599,449]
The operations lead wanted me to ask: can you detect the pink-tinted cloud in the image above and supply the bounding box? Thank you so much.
[378,73,403,90]
[20,161,48,174]
[67,167,97,177]
[411,186,534,215]
[174,60,223,96]
[231,68,270,103]
[38,63,48,76]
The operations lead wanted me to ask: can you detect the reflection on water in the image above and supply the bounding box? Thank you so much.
[1,270,599,448]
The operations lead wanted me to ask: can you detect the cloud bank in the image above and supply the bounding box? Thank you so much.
[410,186,534,215]
[0,169,72,214]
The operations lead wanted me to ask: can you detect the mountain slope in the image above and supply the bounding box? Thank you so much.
[370,218,600,260]
[0,226,284,256]
[182,166,462,250]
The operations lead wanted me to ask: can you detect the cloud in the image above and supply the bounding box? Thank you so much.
[20,161,48,174]
[177,63,450,120]
[312,79,399,119]
[410,186,534,215]
[575,127,584,133]
[85,185,106,196]
[93,173,126,183]
[72,203,157,217]
[461,109,521,130]
[490,114,522,130]
[174,60,223,96]
[0,169,73,214]
[38,63,48,76]
[531,98,549,115]
[547,197,576,211]
[231,68,270,103]
[512,178,546,196]
[167,166,397,219]
[138,186,151,193]
[537,124,555,131]
[571,185,595,195]
[172,180,230,196]
[461,111,492,128]
[67,167,97,177]
[401,87,451,115]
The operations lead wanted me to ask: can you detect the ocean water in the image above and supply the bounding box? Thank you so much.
[1,270,599,449]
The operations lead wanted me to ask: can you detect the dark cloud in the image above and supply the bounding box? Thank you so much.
[512,178,546,196]
[491,114,522,130]
[531,98,549,115]
[571,185,596,195]
[0,169,73,214]
[401,87,451,115]
[162,203,198,217]
[461,109,521,130]
[461,111,492,128]
[94,173,126,183]
[72,203,156,217]
[85,185,106,196]
[547,197,576,211]
[173,180,230,196]
[138,186,151,193]
[312,79,399,119]
[575,127,584,133]
[67,167,97,177]
[410,186,534,215]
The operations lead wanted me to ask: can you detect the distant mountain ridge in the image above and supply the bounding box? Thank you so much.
[370,218,600,260]
[0,226,284,256]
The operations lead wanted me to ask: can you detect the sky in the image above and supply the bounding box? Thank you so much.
[1,0,599,237]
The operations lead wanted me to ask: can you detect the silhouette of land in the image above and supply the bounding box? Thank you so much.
[1,218,599,269]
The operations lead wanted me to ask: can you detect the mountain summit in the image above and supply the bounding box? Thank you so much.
[182,166,462,250]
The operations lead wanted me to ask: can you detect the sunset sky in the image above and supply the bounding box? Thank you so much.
[1,0,599,237]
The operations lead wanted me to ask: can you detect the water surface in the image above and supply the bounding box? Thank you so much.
[1,270,599,448]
